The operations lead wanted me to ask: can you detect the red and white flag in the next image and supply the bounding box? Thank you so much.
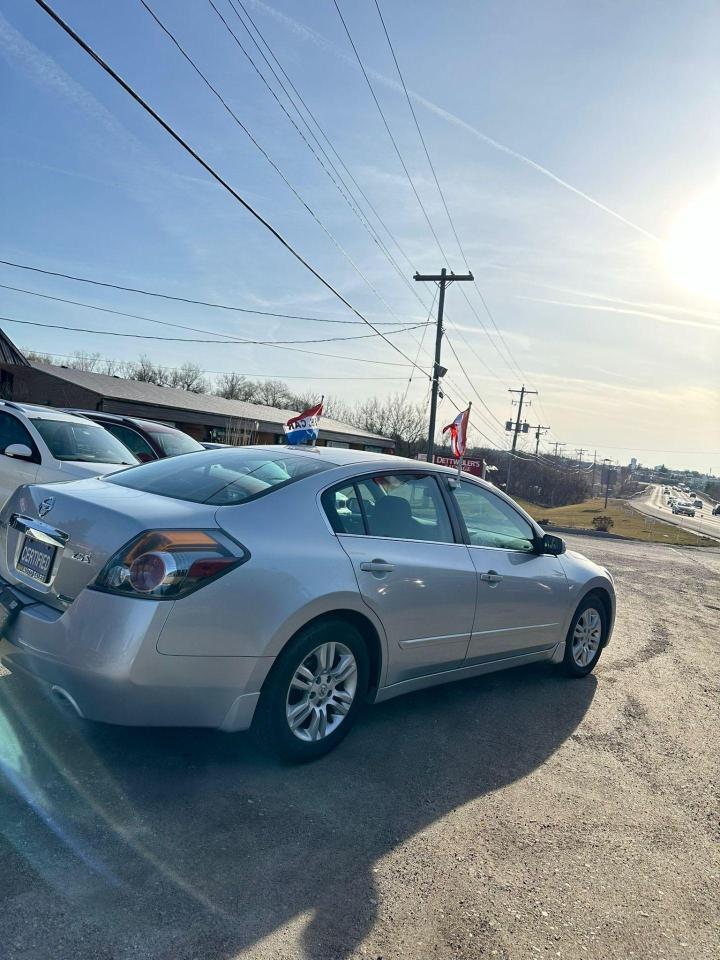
[443,405,471,460]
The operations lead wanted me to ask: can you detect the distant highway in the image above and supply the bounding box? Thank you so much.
[631,484,720,543]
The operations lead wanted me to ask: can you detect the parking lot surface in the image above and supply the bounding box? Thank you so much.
[1,535,718,960]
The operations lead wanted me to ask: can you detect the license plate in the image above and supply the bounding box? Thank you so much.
[17,535,57,583]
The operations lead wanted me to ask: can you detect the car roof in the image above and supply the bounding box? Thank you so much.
[241,444,489,482]
[0,400,96,424]
[64,409,182,433]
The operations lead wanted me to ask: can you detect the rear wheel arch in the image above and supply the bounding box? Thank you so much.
[264,609,384,698]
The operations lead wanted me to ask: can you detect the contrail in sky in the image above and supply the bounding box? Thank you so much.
[519,296,720,333]
[247,0,663,245]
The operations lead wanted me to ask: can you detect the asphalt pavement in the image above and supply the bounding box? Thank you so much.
[631,483,720,542]
[1,534,718,960]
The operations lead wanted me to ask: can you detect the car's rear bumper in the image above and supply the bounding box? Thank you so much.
[0,584,272,731]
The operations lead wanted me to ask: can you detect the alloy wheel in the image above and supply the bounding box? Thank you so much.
[285,641,358,742]
[571,607,603,667]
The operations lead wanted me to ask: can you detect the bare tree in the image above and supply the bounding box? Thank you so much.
[351,393,425,456]
[215,372,259,402]
[127,354,169,386]
[253,378,294,409]
[166,362,208,394]
[322,395,353,423]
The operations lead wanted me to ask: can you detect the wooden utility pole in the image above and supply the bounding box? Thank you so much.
[529,424,550,457]
[508,385,538,451]
[413,268,473,461]
[505,385,538,492]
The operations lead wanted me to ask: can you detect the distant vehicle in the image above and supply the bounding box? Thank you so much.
[0,401,136,508]
[672,502,696,517]
[693,499,703,509]
[63,410,204,462]
[713,504,720,516]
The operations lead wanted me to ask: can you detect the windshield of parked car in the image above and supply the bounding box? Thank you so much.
[105,449,333,504]
[31,418,138,464]
[148,430,204,457]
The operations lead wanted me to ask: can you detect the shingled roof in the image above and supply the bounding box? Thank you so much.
[30,362,392,446]
[0,329,29,366]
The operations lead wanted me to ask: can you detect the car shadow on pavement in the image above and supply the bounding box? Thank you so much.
[0,662,596,960]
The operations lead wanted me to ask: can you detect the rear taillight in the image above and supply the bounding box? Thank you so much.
[93,529,248,600]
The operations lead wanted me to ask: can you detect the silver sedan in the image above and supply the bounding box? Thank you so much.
[0,447,615,760]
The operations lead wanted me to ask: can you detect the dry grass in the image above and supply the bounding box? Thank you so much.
[514,496,716,547]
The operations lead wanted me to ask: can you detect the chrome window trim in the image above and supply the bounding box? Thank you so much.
[336,531,471,548]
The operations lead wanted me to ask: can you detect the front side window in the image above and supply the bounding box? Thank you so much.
[323,473,454,543]
[106,449,333,504]
[449,480,535,552]
[30,418,136,465]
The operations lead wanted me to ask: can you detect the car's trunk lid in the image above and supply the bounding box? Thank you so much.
[1,478,219,611]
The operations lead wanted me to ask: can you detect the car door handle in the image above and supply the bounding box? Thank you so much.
[479,570,503,584]
[360,560,395,573]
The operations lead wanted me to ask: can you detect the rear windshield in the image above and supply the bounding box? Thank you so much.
[31,418,137,465]
[105,449,333,504]
[148,430,204,457]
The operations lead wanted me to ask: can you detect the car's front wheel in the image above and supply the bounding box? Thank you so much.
[562,595,607,677]
[254,618,369,762]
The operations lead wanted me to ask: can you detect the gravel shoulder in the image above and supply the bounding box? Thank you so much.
[1,535,718,960]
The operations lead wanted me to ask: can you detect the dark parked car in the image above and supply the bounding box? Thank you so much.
[63,410,204,462]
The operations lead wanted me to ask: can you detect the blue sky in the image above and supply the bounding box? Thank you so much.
[1,0,719,471]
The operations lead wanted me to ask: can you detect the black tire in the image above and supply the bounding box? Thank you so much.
[253,618,369,762]
[562,593,608,678]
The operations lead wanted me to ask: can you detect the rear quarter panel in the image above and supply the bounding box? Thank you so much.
[156,479,389,673]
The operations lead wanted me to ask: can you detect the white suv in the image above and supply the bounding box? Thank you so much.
[0,402,137,508]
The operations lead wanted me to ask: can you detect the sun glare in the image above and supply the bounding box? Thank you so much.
[665,186,720,301]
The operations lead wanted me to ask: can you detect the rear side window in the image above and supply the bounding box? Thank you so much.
[106,424,157,462]
[148,430,204,457]
[323,473,454,543]
[106,449,333,504]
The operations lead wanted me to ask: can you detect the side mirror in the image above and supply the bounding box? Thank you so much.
[539,532,565,555]
[4,443,33,460]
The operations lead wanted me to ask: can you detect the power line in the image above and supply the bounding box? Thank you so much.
[31,0,438,382]
[0,284,428,345]
[443,334,505,436]
[336,0,516,434]
[219,0,510,413]
[24,349,410,382]
[140,0,424,337]
[0,259,417,326]
[219,0,422,304]
[333,0,451,263]
[370,0,523,383]
[0,314,414,365]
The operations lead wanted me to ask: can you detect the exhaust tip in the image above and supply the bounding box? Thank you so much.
[50,685,84,718]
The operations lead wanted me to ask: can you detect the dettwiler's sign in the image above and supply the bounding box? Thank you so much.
[417,454,485,478]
